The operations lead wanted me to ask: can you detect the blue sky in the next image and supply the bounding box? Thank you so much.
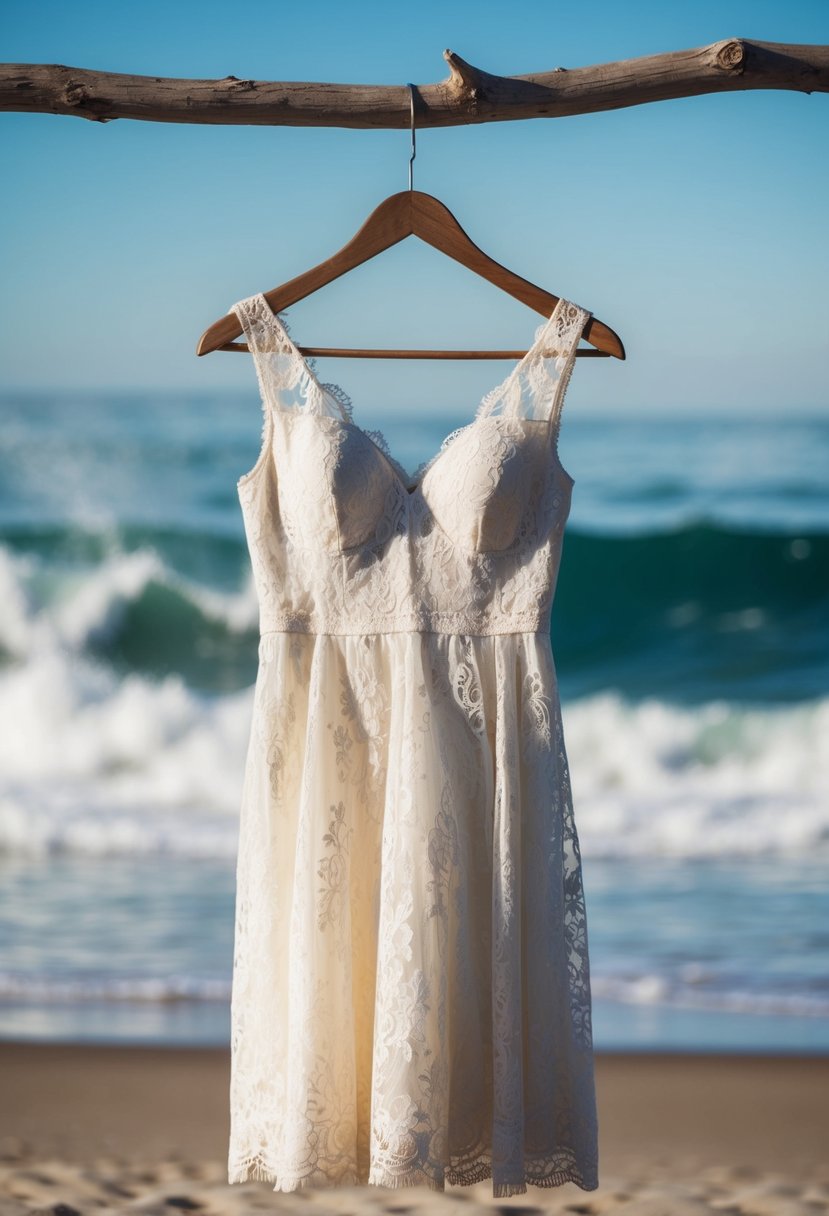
[1,0,827,417]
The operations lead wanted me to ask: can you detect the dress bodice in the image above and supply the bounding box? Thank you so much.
[233,292,590,637]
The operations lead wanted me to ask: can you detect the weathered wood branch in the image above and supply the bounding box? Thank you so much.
[1,39,827,128]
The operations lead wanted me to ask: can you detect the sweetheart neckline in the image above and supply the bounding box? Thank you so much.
[251,291,572,493]
[338,412,576,501]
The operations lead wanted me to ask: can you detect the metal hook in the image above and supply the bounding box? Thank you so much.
[406,83,416,191]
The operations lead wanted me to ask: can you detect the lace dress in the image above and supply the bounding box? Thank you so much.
[227,291,598,1198]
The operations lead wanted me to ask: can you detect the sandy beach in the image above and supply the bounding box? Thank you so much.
[1,1042,827,1214]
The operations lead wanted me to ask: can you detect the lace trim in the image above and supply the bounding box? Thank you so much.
[360,426,417,490]
[407,422,475,487]
[234,292,588,490]
[272,308,358,423]
[230,1145,598,1196]
[231,294,353,424]
[269,308,356,421]
[477,297,590,425]
[549,301,588,463]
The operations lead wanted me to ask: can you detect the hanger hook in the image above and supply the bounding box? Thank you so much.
[406,83,416,192]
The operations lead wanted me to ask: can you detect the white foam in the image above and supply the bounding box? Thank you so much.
[0,546,37,657]
[566,693,829,860]
[0,557,253,856]
[590,973,829,1018]
[51,545,258,650]
[0,650,249,856]
[0,971,231,1004]
[0,539,258,661]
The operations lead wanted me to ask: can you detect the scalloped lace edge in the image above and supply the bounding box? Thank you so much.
[229,1147,598,1196]
[238,293,589,489]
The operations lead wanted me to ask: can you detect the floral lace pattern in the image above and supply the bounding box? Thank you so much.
[227,292,598,1197]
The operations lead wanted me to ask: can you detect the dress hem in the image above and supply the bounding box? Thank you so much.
[228,1154,599,1197]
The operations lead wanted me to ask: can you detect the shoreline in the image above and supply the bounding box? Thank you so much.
[1,1041,828,1212]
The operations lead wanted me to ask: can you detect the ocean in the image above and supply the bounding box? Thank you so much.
[0,390,827,1051]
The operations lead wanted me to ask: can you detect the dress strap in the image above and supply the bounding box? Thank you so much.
[229,296,278,486]
[546,299,592,450]
[230,293,353,423]
[474,296,591,431]
[230,293,310,417]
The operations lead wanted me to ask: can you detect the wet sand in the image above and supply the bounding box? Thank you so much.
[1,1041,827,1213]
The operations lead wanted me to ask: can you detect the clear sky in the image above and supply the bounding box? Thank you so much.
[1,0,827,417]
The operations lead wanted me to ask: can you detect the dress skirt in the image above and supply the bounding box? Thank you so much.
[228,628,598,1196]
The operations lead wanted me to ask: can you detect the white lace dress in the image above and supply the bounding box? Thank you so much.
[227,291,598,1197]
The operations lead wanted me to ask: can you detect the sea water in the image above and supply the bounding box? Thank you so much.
[0,391,827,1050]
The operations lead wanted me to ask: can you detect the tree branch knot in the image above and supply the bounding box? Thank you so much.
[716,39,746,72]
[443,48,492,112]
[220,75,256,91]
[62,78,88,107]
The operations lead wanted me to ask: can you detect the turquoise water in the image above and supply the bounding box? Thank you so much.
[0,391,827,1050]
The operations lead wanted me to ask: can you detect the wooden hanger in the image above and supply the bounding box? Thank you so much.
[196,87,625,362]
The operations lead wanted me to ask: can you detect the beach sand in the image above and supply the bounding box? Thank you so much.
[1,1042,827,1214]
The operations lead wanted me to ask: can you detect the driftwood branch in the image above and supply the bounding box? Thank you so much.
[1,39,827,128]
